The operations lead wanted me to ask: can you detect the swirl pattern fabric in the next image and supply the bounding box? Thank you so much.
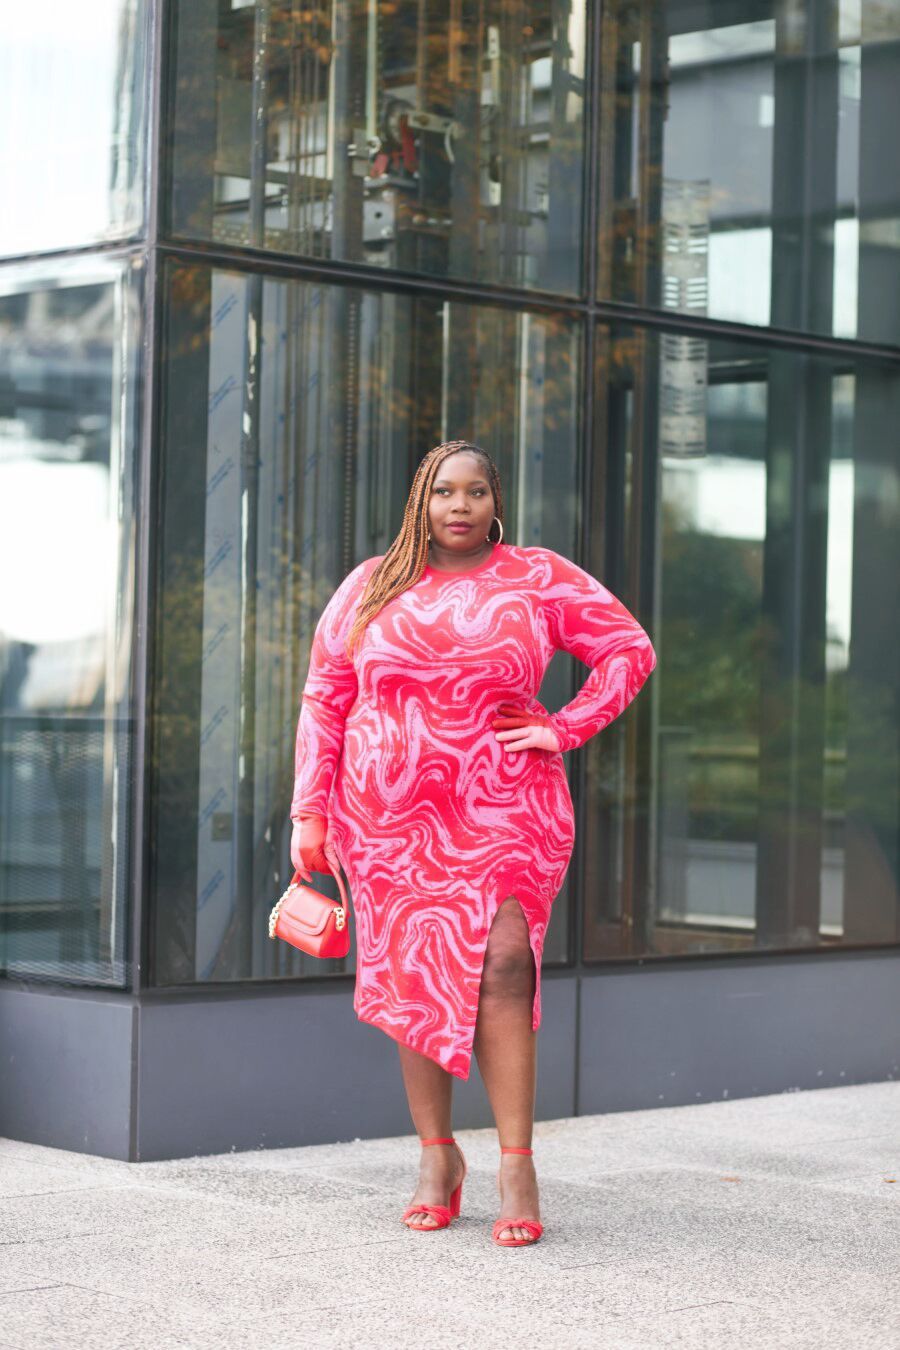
[291,543,656,1078]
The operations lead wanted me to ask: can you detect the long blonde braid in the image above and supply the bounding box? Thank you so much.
[345,440,505,657]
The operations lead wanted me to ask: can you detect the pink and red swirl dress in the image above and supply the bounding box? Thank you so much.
[291,542,656,1078]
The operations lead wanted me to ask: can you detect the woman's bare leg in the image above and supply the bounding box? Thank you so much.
[472,895,541,1241]
[396,1044,465,1227]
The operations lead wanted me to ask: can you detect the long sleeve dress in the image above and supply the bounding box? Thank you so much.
[290,542,656,1079]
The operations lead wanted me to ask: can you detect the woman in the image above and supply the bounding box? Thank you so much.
[289,439,656,1246]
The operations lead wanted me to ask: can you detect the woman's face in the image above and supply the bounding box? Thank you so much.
[426,452,496,555]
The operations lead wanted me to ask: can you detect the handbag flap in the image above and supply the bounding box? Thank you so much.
[281,884,341,936]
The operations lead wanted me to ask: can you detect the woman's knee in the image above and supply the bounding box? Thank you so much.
[481,899,535,999]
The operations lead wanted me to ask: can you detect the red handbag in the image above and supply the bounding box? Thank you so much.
[268,841,351,959]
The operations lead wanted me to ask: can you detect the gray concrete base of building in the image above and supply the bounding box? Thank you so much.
[2,951,898,1162]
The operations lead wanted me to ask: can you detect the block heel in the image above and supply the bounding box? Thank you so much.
[402,1135,467,1231]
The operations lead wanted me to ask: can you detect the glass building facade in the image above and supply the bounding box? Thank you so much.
[1,0,898,1158]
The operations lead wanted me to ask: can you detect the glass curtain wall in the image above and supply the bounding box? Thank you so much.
[150,259,582,985]
[0,0,149,987]
[4,0,895,995]
[0,257,141,984]
[157,0,899,983]
[596,0,900,347]
[583,325,900,958]
[168,0,586,294]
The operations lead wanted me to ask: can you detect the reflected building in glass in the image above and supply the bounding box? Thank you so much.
[1,0,898,1159]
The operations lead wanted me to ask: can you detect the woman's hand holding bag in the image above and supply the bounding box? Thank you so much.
[272,834,351,959]
[291,812,331,883]
[491,701,562,754]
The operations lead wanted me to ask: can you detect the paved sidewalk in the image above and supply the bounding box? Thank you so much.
[1,1081,897,1349]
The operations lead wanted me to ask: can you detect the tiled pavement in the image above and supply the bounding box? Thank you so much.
[1,1081,897,1348]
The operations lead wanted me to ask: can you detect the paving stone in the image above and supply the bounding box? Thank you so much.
[0,1081,896,1350]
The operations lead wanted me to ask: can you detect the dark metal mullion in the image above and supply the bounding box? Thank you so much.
[756,8,840,950]
[569,0,606,1117]
[0,235,146,274]
[157,242,597,318]
[151,238,900,367]
[15,225,900,367]
[131,0,168,997]
[627,5,666,956]
[228,0,270,979]
[131,243,161,997]
[18,228,900,367]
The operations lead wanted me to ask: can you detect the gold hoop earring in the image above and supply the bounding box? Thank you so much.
[488,516,503,543]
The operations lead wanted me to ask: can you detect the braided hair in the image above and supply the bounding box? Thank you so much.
[345,439,505,657]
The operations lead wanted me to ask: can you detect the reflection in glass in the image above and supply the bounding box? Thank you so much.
[152,259,581,985]
[583,324,900,959]
[0,259,139,984]
[168,0,586,294]
[0,0,148,257]
[598,0,900,346]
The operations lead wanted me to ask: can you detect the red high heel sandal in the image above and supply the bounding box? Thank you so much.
[493,1146,544,1247]
[401,1136,467,1231]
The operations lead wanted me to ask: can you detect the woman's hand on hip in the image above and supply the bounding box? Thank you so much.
[291,814,331,882]
[491,701,561,754]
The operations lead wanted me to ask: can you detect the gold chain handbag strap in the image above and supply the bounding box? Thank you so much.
[322,840,351,915]
[268,840,351,939]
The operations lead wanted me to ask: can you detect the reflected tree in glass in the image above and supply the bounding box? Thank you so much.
[169,0,587,295]
[151,259,582,985]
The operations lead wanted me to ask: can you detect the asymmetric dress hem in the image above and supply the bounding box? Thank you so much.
[355,873,543,1080]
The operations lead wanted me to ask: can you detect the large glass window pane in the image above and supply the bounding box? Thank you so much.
[583,322,900,959]
[0,257,140,984]
[0,1,149,258]
[597,0,900,347]
[167,0,586,295]
[152,259,582,985]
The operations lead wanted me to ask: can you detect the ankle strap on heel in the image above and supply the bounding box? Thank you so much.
[421,1136,456,1146]
[500,1146,533,1155]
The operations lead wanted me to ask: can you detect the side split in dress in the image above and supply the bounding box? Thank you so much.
[291,542,656,1079]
